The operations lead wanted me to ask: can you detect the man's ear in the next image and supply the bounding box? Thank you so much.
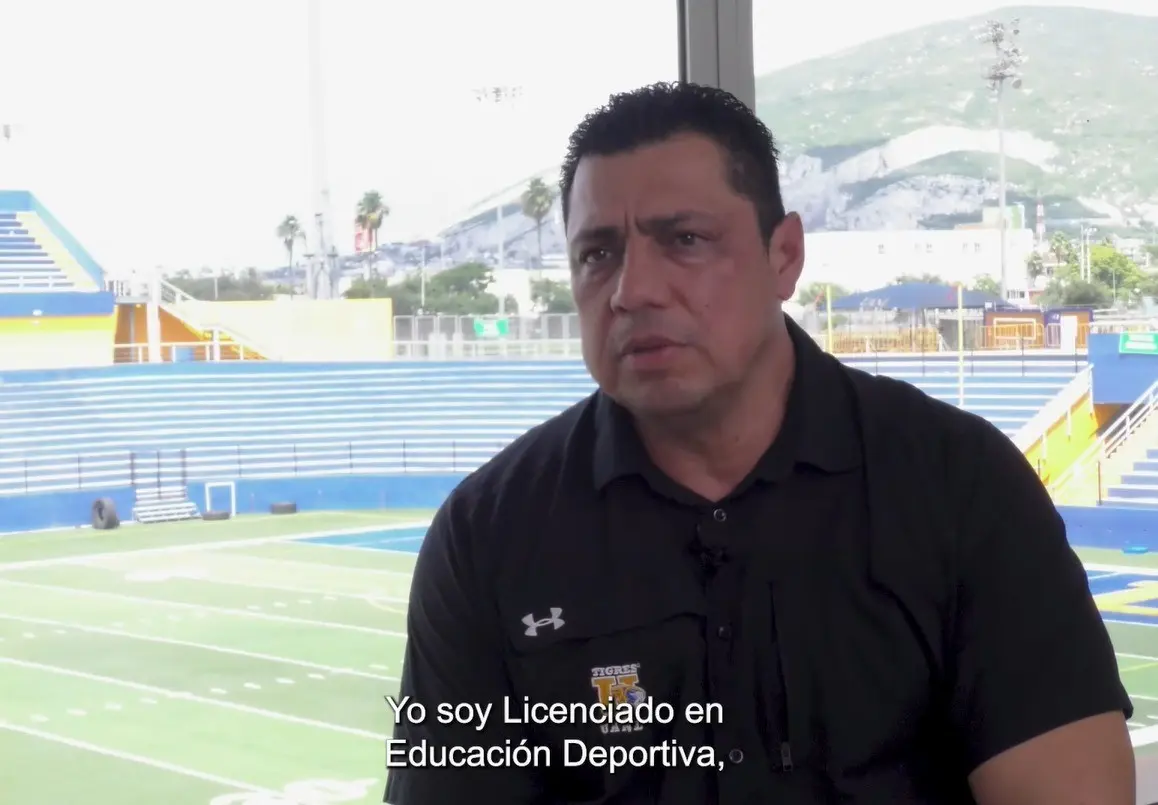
[769,212,805,301]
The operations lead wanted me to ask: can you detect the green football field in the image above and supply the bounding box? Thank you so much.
[0,510,429,805]
[3,513,1158,804]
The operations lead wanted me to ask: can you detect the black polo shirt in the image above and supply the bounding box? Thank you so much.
[385,320,1130,805]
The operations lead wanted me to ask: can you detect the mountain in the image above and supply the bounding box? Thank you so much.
[423,6,1158,269]
[757,5,1158,233]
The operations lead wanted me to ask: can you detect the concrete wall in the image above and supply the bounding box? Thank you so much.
[0,474,468,533]
[1090,333,1158,404]
[1023,390,1101,487]
[5,470,1158,552]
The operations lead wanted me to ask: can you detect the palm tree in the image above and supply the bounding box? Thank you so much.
[357,190,388,248]
[520,177,557,267]
[1048,232,1077,268]
[276,215,302,287]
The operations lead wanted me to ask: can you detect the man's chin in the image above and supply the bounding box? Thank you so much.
[613,380,709,420]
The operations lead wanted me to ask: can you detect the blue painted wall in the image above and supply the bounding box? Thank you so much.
[1089,332,1158,404]
[5,471,1158,554]
[0,190,105,286]
[0,190,34,212]
[0,291,115,318]
[0,473,467,533]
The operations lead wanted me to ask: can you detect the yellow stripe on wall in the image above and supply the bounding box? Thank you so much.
[0,315,116,336]
[1023,390,1098,489]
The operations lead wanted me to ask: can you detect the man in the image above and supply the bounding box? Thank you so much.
[385,82,1133,804]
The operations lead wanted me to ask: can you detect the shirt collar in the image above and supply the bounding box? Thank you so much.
[591,315,862,492]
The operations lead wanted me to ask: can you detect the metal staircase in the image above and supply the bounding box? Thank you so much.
[1049,379,1158,506]
[132,486,201,524]
[130,450,201,524]
[159,279,276,360]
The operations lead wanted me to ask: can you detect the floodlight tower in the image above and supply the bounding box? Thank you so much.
[978,18,1024,303]
[474,85,524,271]
[307,0,336,299]
[473,85,524,316]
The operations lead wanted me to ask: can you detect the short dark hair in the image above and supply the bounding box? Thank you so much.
[559,82,786,244]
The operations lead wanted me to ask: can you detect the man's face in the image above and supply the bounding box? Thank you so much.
[566,133,804,418]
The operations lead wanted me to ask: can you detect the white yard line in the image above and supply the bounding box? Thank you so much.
[0,520,430,571]
[0,614,399,681]
[0,721,280,795]
[0,657,388,741]
[311,542,421,554]
[1085,563,1158,577]
[193,551,415,578]
[1106,618,1158,630]
[0,579,406,638]
[95,571,410,605]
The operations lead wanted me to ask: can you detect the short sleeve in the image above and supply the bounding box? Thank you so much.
[384,494,541,804]
[948,424,1133,772]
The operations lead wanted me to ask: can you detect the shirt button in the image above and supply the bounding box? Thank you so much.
[716,625,732,640]
[728,748,744,764]
[713,508,727,522]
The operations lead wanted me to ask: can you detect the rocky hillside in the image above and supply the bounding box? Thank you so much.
[419,6,1157,270]
[759,5,1158,233]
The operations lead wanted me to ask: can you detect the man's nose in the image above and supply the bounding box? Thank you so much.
[610,238,670,312]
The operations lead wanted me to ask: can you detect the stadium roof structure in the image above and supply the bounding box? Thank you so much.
[830,282,1005,311]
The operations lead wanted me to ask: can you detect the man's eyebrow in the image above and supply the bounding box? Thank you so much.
[635,211,704,234]
[572,212,711,244]
[570,224,622,245]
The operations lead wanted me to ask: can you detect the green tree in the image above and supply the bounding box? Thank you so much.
[1048,232,1079,269]
[343,262,501,315]
[531,278,576,313]
[795,282,848,306]
[169,268,273,301]
[355,191,389,273]
[276,215,303,274]
[972,275,1001,295]
[1024,253,1045,282]
[1038,277,1112,307]
[520,178,558,267]
[1088,243,1145,303]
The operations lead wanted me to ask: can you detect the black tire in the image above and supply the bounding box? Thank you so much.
[202,510,232,521]
[91,498,120,530]
[270,502,298,515]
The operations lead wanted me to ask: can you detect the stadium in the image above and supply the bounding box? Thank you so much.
[5,194,1158,802]
[4,3,1158,803]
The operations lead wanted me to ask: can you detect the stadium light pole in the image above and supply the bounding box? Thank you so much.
[474,86,523,284]
[307,0,335,300]
[978,18,1024,303]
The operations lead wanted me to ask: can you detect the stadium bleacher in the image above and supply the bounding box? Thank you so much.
[0,190,102,292]
[0,355,1082,499]
[1102,445,1158,508]
[842,353,1084,436]
[0,210,72,290]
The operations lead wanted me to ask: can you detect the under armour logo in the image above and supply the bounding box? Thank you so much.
[522,607,564,636]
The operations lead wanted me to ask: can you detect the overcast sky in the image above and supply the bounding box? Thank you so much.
[0,0,1152,273]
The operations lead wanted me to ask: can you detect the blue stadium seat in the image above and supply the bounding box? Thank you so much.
[1104,447,1158,507]
[0,355,1084,496]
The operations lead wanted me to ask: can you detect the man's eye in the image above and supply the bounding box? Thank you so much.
[675,233,703,247]
[580,248,610,264]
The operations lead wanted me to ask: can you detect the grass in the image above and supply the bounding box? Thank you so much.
[0,510,429,805]
[1,514,1157,803]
